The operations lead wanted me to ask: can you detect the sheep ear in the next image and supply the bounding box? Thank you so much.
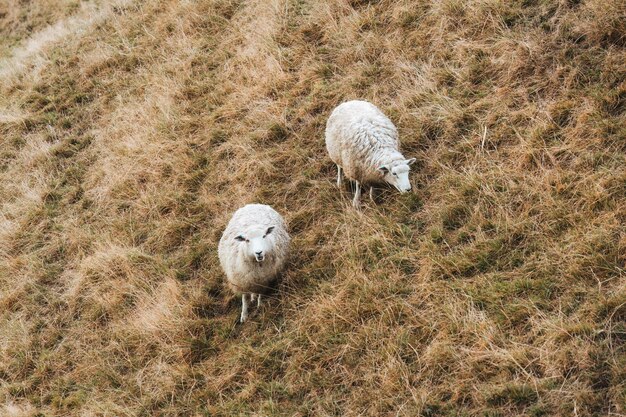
[378,165,389,175]
[405,158,416,166]
[234,235,246,242]
[265,226,275,236]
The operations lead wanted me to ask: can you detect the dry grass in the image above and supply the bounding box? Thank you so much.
[1,0,625,415]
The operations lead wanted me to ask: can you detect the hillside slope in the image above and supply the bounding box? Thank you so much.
[1,0,624,415]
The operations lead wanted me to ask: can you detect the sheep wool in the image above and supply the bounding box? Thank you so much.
[218,204,290,322]
[325,100,415,207]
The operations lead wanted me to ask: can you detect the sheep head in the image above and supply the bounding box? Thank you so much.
[378,158,416,193]
[234,226,276,263]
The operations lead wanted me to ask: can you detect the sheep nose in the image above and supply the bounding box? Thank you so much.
[255,251,263,256]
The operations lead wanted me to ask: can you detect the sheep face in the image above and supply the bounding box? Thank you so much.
[378,158,416,193]
[234,226,275,263]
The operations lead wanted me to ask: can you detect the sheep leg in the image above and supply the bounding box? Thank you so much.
[336,165,342,187]
[249,293,261,307]
[369,186,375,202]
[352,181,361,208]
[240,293,250,323]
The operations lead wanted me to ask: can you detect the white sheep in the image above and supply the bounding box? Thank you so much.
[218,204,290,322]
[325,100,416,208]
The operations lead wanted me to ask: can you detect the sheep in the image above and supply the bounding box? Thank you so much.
[325,100,416,208]
[218,204,290,322]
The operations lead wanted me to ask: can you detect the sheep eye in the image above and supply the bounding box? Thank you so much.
[393,173,398,177]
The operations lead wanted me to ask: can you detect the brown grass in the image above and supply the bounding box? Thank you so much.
[1,0,625,415]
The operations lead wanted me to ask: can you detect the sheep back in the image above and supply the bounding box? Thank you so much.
[325,100,402,183]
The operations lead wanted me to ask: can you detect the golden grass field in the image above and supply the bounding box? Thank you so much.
[0,0,624,415]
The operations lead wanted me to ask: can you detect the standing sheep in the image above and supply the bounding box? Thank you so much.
[218,204,290,322]
[325,100,416,208]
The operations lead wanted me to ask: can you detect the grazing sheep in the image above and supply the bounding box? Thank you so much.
[325,100,416,208]
[218,204,290,322]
